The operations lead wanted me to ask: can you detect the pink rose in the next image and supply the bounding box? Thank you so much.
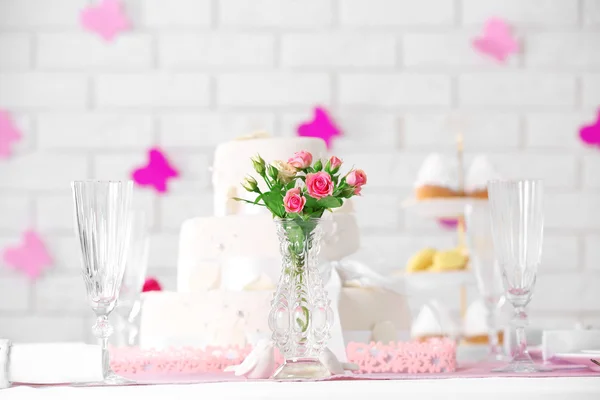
[346,169,367,187]
[329,156,342,171]
[353,186,362,196]
[287,150,313,169]
[306,171,334,200]
[283,187,306,213]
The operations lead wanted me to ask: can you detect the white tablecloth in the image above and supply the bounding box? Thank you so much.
[2,378,600,400]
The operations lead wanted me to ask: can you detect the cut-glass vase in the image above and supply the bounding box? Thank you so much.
[269,218,333,380]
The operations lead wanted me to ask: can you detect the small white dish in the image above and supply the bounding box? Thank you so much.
[552,352,600,372]
[402,198,487,219]
[401,270,475,292]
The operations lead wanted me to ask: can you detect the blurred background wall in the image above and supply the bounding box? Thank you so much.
[0,0,599,342]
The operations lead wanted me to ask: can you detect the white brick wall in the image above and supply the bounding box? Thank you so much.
[0,0,599,342]
[0,73,88,108]
[281,34,396,68]
[217,73,330,107]
[339,0,454,27]
[37,33,154,70]
[159,34,275,68]
[339,74,451,106]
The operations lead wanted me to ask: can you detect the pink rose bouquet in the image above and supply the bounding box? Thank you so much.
[235,151,367,341]
[235,151,366,220]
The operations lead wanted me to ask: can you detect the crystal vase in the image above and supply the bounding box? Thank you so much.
[269,218,333,380]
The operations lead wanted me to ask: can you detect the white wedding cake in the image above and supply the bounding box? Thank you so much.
[139,134,410,351]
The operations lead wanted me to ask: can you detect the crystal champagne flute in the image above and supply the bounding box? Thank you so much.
[72,180,133,384]
[464,202,506,361]
[488,179,547,373]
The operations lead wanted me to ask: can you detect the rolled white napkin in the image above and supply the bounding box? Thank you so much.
[542,330,600,361]
[0,340,9,389]
[7,342,103,385]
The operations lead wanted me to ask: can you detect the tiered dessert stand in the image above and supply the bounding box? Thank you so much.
[401,134,486,317]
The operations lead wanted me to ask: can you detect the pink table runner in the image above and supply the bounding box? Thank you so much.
[117,362,599,385]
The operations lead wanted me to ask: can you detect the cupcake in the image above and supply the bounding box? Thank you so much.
[465,156,500,199]
[414,154,462,200]
[430,249,468,272]
[461,299,504,345]
[411,300,460,341]
[405,248,436,273]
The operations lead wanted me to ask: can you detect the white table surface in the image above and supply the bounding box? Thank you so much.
[3,378,600,400]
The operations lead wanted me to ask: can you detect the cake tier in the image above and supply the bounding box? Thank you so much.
[139,289,411,350]
[212,137,327,216]
[177,214,360,292]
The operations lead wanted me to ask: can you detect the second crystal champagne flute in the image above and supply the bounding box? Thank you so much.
[115,211,150,347]
[488,179,547,373]
[464,202,506,361]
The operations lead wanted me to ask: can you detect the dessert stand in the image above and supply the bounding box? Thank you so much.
[401,134,480,317]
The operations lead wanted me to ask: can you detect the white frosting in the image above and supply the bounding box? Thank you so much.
[462,299,490,337]
[465,155,500,192]
[414,153,460,190]
[410,300,459,338]
[140,291,271,349]
[177,214,361,293]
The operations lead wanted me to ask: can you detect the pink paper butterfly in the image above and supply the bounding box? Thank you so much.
[438,219,458,230]
[579,110,600,147]
[2,230,53,280]
[80,0,130,41]
[0,109,22,159]
[143,277,162,292]
[297,106,341,149]
[472,17,519,63]
[132,147,179,194]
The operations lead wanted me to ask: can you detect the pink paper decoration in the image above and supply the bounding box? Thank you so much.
[0,109,22,159]
[346,339,457,374]
[110,345,283,376]
[297,106,341,149]
[472,17,518,62]
[2,230,53,280]
[579,110,600,147]
[132,147,179,194]
[143,277,163,292]
[438,219,458,230]
[110,339,456,377]
[80,0,130,41]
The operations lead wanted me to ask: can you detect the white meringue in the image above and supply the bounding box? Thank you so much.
[465,155,500,193]
[414,153,460,190]
[410,300,460,339]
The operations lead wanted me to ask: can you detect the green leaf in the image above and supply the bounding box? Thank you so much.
[232,197,266,207]
[304,195,318,208]
[285,181,296,191]
[316,196,343,209]
[313,160,323,171]
[310,209,324,218]
[253,193,264,204]
[262,190,285,218]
